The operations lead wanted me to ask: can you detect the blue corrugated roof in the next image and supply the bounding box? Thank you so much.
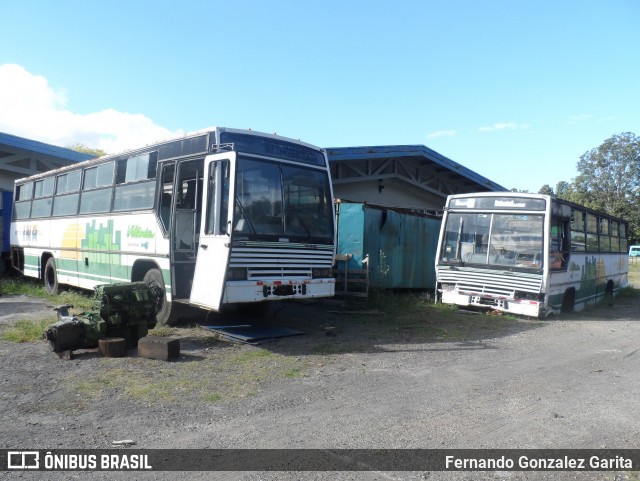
[0,132,94,162]
[326,144,507,192]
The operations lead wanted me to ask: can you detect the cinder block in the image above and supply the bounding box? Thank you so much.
[138,336,180,361]
[99,337,127,357]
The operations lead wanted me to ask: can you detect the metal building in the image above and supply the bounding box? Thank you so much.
[327,144,506,213]
[0,132,93,269]
[327,145,507,292]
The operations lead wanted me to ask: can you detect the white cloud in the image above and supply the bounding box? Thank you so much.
[426,130,458,140]
[478,122,531,132]
[0,64,183,153]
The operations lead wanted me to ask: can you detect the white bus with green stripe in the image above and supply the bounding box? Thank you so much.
[435,192,628,318]
[10,128,336,324]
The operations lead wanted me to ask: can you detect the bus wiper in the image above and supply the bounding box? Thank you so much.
[234,195,256,234]
[293,211,312,237]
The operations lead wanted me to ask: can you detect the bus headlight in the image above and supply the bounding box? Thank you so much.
[312,268,332,279]
[514,291,544,302]
[226,268,247,281]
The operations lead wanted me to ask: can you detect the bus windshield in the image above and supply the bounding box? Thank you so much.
[440,212,545,270]
[233,157,334,242]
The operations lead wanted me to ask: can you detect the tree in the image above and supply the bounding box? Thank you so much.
[554,180,583,204]
[67,143,106,158]
[538,184,554,196]
[573,132,640,241]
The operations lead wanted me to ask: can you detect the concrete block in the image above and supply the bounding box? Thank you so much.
[138,336,180,361]
[99,337,127,357]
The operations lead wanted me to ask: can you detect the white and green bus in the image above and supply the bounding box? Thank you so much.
[10,128,336,324]
[435,192,628,318]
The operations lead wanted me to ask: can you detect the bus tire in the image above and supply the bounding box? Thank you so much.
[143,268,178,325]
[44,257,59,295]
[561,288,575,314]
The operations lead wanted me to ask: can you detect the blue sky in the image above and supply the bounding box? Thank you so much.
[1,0,638,193]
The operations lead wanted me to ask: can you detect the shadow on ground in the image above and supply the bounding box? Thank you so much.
[169,296,548,357]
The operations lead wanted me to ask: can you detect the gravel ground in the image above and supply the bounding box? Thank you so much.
[1,292,640,481]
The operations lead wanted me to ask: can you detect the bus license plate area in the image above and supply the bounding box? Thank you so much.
[263,284,307,297]
[471,295,507,309]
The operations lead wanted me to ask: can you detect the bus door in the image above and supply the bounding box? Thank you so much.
[171,158,204,299]
[190,152,234,310]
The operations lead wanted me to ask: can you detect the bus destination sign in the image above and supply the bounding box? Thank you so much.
[218,132,325,166]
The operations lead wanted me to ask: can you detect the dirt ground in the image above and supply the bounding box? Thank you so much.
[1,292,640,481]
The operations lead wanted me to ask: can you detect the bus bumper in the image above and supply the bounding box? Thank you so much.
[223,278,336,304]
[441,290,542,318]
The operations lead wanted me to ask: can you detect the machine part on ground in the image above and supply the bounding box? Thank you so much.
[43,282,157,355]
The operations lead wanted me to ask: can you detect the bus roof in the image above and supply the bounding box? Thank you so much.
[12,127,324,184]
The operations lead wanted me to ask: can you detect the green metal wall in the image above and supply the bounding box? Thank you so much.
[336,202,441,289]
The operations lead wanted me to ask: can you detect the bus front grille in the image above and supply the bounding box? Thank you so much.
[229,244,335,279]
[437,267,542,298]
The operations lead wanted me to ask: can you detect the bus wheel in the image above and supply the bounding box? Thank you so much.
[44,257,59,295]
[561,288,575,314]
[143,268,177,325]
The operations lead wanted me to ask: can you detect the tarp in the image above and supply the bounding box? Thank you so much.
[203,325,304,344]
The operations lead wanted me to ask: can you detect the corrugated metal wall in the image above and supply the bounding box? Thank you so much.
[336,202,441,289]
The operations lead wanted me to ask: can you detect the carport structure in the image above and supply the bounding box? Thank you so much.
[0,132,93,261]
[0,132,93,191]
[326,144,506,212]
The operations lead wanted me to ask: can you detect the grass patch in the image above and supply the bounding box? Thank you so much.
[616,286,640,299]
[0,277,93,310]
[76,367,201,402]
[366,290,434,314]
[0,319,52,342]
[234,349,273,364]
[283,367,304,378]
[341,291,525,343]
[148,326,179,337]
[62,346,312,408]
[202,393,224,402]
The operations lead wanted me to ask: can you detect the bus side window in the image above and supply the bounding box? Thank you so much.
[550,217,569,270]
[158,163,175,234]
[160,193,171,228]
[205,160,230,236]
